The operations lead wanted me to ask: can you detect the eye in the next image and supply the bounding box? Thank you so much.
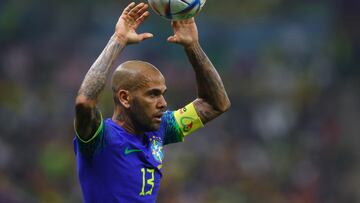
[149,93,157,98]
[146,88,166,99]
[147,90,160,98]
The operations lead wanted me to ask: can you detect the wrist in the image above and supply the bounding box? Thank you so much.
[112,33,127,46]
[184,41,200,51]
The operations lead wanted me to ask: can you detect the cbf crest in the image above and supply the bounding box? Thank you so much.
[150,136,164,163]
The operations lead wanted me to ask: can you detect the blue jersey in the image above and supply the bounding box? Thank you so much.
[74,104,203,203]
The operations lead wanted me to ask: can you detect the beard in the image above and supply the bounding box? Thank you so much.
[128,98,160,132]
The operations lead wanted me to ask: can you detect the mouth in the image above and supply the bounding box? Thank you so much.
[153,113,163,122]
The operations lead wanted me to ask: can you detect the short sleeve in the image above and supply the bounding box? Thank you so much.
[161,111,183,145]
[161,102,204,145]
[74,114,105,157]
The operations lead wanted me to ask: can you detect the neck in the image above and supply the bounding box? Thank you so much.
[112,107,144,135]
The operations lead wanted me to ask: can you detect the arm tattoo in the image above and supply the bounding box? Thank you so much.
[185,43,230,123]
[78,35,125,100]
[75,35,125,141]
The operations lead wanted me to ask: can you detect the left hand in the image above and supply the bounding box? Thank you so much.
[167,18,199,48]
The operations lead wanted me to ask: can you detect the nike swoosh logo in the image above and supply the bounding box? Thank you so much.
[124,147,142,155]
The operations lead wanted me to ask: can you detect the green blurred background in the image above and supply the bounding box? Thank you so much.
[0,0,359,202]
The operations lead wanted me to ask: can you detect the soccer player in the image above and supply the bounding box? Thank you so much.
[74,2,230,202]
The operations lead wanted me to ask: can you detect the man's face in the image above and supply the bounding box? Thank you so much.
[128,75,167,132]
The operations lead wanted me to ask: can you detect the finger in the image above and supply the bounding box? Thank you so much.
[139,33,154,41]
[136,3,149,16]
[128,3,145,19]
[122,2,136,15]
[167,35,178,43]
[134,11,150,29]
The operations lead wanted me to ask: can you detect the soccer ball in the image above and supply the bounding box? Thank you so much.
[148,0,206,20]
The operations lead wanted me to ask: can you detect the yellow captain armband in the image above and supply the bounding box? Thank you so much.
[174,102,204,136]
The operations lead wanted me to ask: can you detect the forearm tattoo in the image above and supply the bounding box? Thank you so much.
[78,36,124,100]
[185,44,230,112]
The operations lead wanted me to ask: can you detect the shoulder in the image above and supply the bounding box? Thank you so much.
[159,111,180,135]
[158,111,184,145]
[102,118,127,146]
[160,111,177,128]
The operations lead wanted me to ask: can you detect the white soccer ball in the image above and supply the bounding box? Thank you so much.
[148,0,206,20]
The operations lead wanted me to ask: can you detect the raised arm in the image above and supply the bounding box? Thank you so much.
[167,18,230,124]
[75,2,153,141]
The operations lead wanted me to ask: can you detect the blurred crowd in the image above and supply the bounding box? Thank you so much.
[0,0,359,202]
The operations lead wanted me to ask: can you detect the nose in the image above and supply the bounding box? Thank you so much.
[157,95,167,110]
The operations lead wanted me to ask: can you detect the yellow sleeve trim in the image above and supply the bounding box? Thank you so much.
[74,112,103,144]
[174,103,204,136]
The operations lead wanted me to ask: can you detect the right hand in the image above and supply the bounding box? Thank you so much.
[114,2,153,45]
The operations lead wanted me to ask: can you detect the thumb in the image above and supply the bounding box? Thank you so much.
[167,35,178,43]
[139,33,154,41]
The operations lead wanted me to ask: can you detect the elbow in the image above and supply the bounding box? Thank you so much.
[75,94,97,109]
[204,96,231,114]
[219,99,231,113]
[224,99,231,112]
[212,96,230,113]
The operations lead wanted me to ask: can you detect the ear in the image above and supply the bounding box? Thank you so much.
[118,90,131,108]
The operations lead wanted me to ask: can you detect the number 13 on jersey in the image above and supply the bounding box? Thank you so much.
[139,168,155,196]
